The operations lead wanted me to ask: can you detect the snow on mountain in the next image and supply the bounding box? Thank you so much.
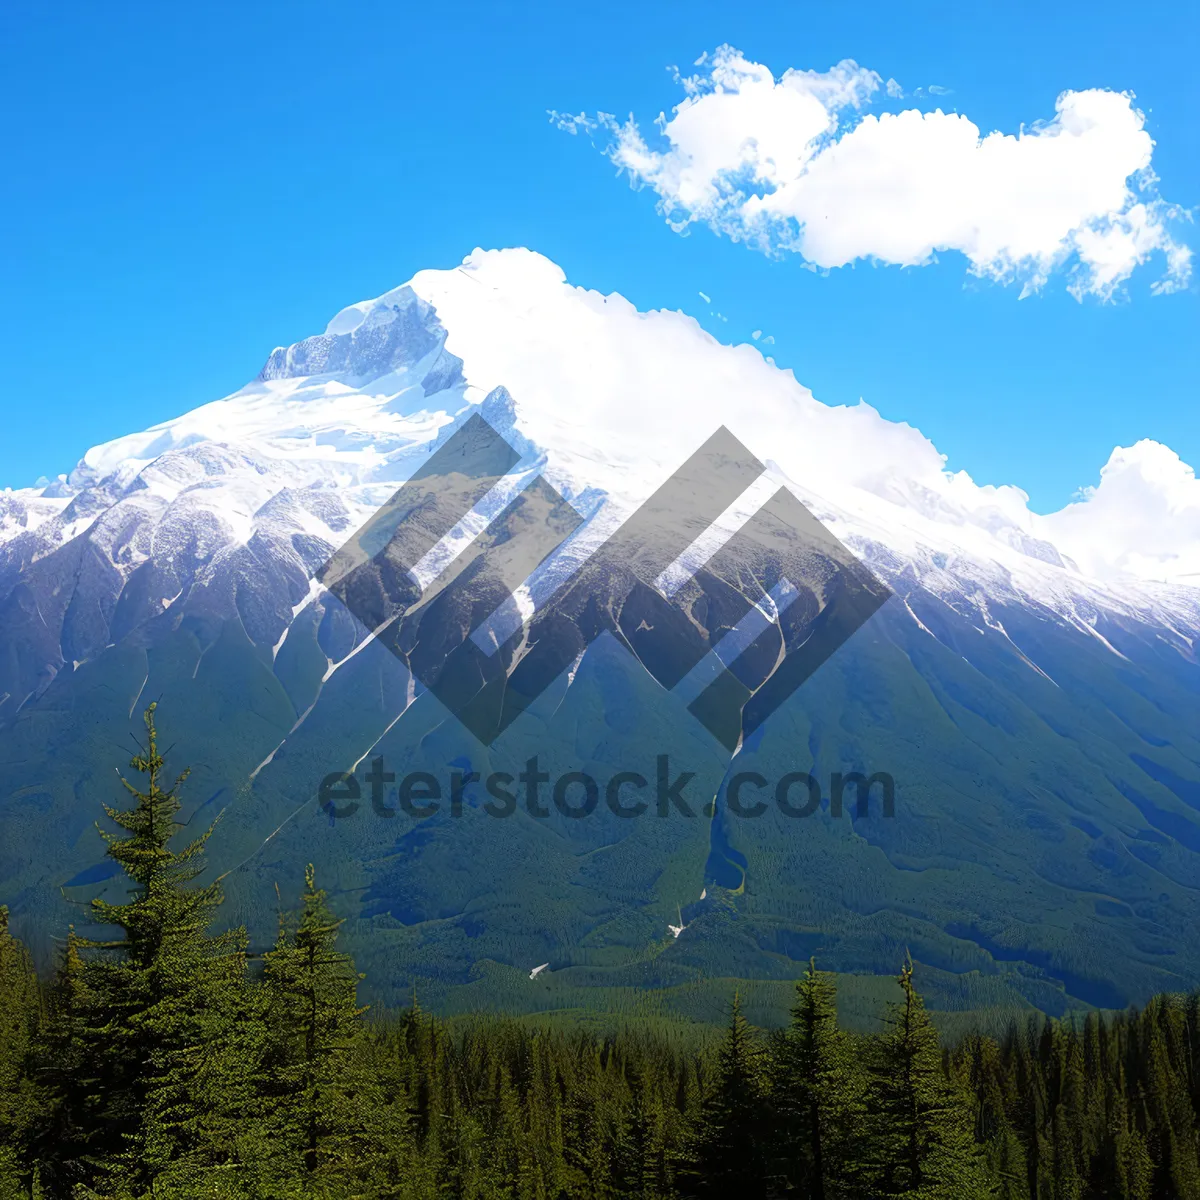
[3,246,1199,664]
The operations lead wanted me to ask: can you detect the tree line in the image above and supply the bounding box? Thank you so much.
[0,704,1198,1198]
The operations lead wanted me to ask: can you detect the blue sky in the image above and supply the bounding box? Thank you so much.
[1,0,1195,511]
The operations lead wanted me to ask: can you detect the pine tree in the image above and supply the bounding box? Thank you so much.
[1138,994,1200,1199]
[864,955,995,1199]
[1100,1077,1153,1200]
[48,703,252,1195]
[955,1033,1027,1200]
[0,907,40,1198]
[770,959,864,1198]
[562,1039,616,1198]
[259,862,391,1189]
[527,1030,566,1197]
[1010,1016,1054,1200]
[1041,1021,1086,1200]
[685,991,771,1199]
[30,929,92,1197]
[612,1052,681,1200]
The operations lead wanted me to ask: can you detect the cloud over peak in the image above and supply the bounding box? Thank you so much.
[1041,440,1200,581]
[554,46,1192,300]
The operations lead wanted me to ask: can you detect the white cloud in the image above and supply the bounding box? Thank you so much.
[565,45,1191,299]
[1040,441,1200,581]
[406,249,1200,586]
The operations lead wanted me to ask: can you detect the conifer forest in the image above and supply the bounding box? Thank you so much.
[0,707,1196,1198]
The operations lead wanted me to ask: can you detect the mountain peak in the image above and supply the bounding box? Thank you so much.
[9,248,1200,600]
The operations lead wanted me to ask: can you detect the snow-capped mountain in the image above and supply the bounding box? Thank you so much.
[3,248,1200,1019]
[4,247,1197,702]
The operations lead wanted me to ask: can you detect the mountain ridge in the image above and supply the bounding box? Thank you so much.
[2,247,1199,1024]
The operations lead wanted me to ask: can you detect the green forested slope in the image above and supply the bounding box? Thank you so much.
[2,589,1200,1023]
[2,714,1198,1198]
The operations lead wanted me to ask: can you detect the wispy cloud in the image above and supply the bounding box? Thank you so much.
[554,45,1192,300]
